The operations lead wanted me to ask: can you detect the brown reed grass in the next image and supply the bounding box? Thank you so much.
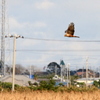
[0,90,100,100]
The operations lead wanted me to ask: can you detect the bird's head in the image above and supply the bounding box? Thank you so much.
[70,22,74,26]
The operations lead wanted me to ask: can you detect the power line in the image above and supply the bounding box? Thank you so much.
[16,49,100,52]
[24,37,100,42]
[13,51,100,57]
[4,49,100,52]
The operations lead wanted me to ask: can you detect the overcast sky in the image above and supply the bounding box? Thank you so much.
[1,0,100,70]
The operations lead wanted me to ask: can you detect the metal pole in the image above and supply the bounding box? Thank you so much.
[67,64,69,87]
[30,65,31,77]
[82,66,84,78]
[12,36,16,91]
[99,66,100,78]
[94,67,95,79]
[68,64,71,86]
[1,0,5,75]
[86,57,88,88]
[55,65,57,75]
[60,65,62,82]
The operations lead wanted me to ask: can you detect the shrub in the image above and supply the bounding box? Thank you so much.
[33,82,38,86]
[38,79,58,91]
[0,81,20,91]
[39,81,48,89]
[28,81,32,86]
[93,80,100,88]
[59,83,64,86]
[1,82,12,90]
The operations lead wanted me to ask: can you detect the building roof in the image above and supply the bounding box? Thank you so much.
[48,62,60,68]
[60,60,65,65]
[76,72,85,76]
[0,75,38,86]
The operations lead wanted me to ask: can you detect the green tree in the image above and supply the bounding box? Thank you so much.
[39,79,56,90]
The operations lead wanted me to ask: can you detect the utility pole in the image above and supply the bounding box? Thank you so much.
[67,65,68,87]
[99,66,100,79]
[30,65,32,77]
[68,63,71,86]
[82,66,84,78]
[55,65,57,75]
[1,0,6,75]
[60,65,62,82]
[86,57,89,88]
[93,67,95,79]
[5,34,24,91]
[12,36,16,91]
[66,63,70,87]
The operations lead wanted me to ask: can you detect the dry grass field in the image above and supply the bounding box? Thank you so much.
[0,90,100,100]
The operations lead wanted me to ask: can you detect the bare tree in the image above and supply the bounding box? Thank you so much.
[5,64,11,74]
[15,64,25,74]
[27,65,41,75]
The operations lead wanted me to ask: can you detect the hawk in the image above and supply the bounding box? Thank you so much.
[64,22,79,38]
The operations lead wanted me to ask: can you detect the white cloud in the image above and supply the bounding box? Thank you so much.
[9,17,47,30]
[20,39,40,47]
[8,0,28,6]
[35,0,55,10]
[9,17,23,29]
[64,0,100,12]
[19,54,54,66]
[33,22,47,28]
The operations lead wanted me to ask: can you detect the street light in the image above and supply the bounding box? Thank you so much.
[5,34,24,91]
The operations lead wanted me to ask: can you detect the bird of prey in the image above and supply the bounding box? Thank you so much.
[64,22,80,38]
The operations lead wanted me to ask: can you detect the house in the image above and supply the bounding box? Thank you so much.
[0,75,38,86]
[75,69,95,78]
[34,72,48,76]
[75,78,93,85]
[75,78,100,85]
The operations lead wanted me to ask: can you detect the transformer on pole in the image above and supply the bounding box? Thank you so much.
[0,0,5,75]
